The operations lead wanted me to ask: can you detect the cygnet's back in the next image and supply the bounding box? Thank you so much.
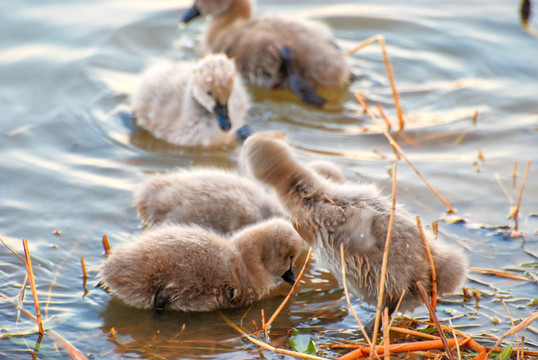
[241,134,467,315]
[134,168,284,234]
[99,218,303,311]
[132,54,249,147]
[181,0,351,107]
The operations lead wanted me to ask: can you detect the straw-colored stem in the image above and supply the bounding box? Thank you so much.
[416,216,437,313]
[375,104,392,131]
[1,238,26,263]
[264,247,312,332]
[387,290,405,329]
[382,308,390,360]
[345,35,404,130]
[369,162,397,359]
[220,313,328,360]
[416,281,454,360]
[485,311,538,359]
[500,298,520,357]
[22,239,44,335]
[511,160,530,231]
[448,319,462,360]
[512,161,518,188]
[354,92,456,214]
[340,243,373,348]
[469,268,529,281]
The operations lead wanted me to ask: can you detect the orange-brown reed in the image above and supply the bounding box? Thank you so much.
[102,234,111,256]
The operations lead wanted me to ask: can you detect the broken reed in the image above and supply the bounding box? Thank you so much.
[511,160,530,231]
[345,35,404,131]
[354,92,457,214]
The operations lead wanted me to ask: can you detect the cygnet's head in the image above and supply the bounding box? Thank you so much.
[233,218,304,285]
[181,0,238,22]
[191,54,237,131]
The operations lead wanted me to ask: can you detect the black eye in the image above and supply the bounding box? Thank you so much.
[206,90,212,96]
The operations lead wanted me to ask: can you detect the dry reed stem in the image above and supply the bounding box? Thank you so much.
[512,161,518,188]
[519,336,525,360]
[339,243,373,348]
[369,162,398,360]
[485,311,538,359]
[345,35,404,131]
[500,298,520,357]
[264,247,312,332]
[389,326,439,340]
[448,319,462,360]
[375,104,392,131]
[469,268,530,281]
[387,290,405,329]
[1,238,26,263]
[354,93,457,213]
[220,313,328,360]
[0,294,88,360]
[102,234,110,256]
[416,281,454,360]
[261,309,266,338]
[432,221,439,241]
[511,160,531,231]
[382,308,389,360]
[472,110,479,125]
[416,216,437,313]
[22,239,44,335]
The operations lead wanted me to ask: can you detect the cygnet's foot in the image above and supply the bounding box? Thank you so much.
[235,125,254,142]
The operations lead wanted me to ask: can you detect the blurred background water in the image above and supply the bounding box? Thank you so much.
[1,0,537,358]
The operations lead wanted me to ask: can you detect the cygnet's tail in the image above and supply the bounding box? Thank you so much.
[433,242,468,295]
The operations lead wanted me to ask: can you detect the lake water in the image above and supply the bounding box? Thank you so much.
[1,0,537,358]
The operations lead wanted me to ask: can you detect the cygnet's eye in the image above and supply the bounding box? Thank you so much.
[206,90,213,97]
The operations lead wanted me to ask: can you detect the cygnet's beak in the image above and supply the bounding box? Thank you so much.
[181,6,201,23]
[214,102,232,131]
[281,266,296,286]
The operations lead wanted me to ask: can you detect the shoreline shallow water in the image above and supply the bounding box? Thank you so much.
[1,0,537,358]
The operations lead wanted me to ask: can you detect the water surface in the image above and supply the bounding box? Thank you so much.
[1,0,537,358]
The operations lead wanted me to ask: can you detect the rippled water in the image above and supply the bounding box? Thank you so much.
[1,0,537,358]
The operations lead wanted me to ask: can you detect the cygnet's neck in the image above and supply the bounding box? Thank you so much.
[206,0,252,52]
[233,236,275,298]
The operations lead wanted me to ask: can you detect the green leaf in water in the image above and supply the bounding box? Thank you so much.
[527,298,538,307]
[496,345,512,360]
[290,329,317,355]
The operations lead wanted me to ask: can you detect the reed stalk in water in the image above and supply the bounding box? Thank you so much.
[345,35,404,131]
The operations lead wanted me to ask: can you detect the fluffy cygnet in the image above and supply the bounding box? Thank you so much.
[241,133,467,316]
[132,53,250,147]
[99,218,303,311]
[134,167,284,234]
[181,0,351,107]
[307,160,346,184]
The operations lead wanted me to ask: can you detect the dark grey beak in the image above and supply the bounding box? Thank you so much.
[214,102,231,131]
[281,266,296,286]
[181,6,201,23]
